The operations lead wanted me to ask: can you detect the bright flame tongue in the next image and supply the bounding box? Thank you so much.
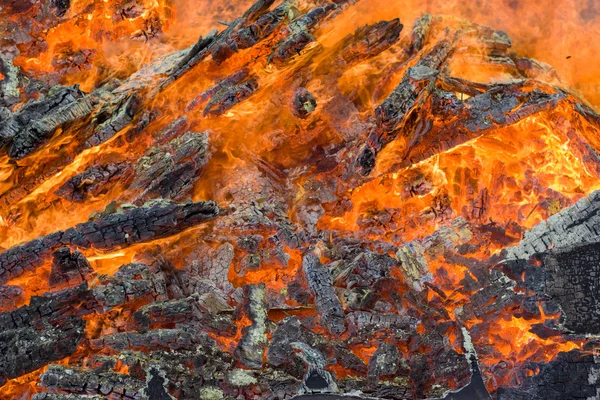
[0,0,599,398]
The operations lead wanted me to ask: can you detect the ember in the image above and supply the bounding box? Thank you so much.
[0,0,599,399]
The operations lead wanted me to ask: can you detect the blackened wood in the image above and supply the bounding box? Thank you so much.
[290,342,338,394]
[292,87,317,119]
[399,82,566,169]
[377,38,453,131]
[235,283,269,369]
[233,3,289,51]
[0,200,221,283]
[129,130,210,203]
[159,30,218,91]
[338,379,411,399]
[0,283,93,332]
[506,242,600,334]
[268,316,364,378]
[0,48,184,208]
[504,190,600,260]
[133,298,194,331]
[341,19,403,64]
[410,14,432,53]
[356,38,453,175]
[4,86,97,159]
[0,315,85,387]
[240,0,275,23]
[367,342,400,385]
[211,2,289,65]
[302,253,346,335]
[39,364,146,399]
[439,75,492,97]
[0,55,21,107]
[0,85,84,146]
[333,345,368,374]
[536,241,600,334]
[179,243,234,293]
[268,5,337,65]
[133,295,235,335]
[91,275,155,311]
[153,116,190,144]
[33,394,103,400]
[55,163,131,203]
[90,328,209,352]
[268,316,328,370]
[84,93,141,148]
[202,77,259,116]
[496,350,599,400]
[396,217,472,291]
[269,31,316,65]
[0,284,23,309]
[316,18,403,76]
[347,251,397,287]
[441,356,491,400]
[347,311,416,334]
[172,0,282,73]
[49,247,93,287]
[186,68,250,112]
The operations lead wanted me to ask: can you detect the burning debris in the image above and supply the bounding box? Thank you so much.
[0,0,600,399]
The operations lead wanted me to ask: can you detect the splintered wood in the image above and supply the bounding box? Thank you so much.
[1,0,600,399]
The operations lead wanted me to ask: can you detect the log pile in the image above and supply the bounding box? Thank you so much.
[0,0,600,399]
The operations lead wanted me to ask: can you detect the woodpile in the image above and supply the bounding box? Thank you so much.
[0,0,599,399]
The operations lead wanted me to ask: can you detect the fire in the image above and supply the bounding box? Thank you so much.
[0,0,599,398]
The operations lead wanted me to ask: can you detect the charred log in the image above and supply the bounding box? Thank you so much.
[503,240,600,334]
[55,163,131,203]
[129,130,211,203]
[292,87,317,119]
[341,19,403,64]
[497,350,600,400]
[0,200,221,283]
[84,93,141,148]
[367,342,402,386]
[202,77,259,116]
[3,86,96,159]
[410,14,433,53]
[90,328,210,352]
[399,82,566,169]
[356,38,453,175]
[0,316,85,387]
[235,283,269,369]
[39,365,146,399]
[290,342,338,395]
[504,190,600,261]
[302,253,347,335]
[186,68,250,112]
[48,247,94,287]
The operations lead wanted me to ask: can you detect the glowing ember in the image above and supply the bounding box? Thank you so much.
[0,0,599,399]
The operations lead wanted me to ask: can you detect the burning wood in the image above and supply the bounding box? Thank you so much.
[0,0,600,399]
[302,253,347,335]
[235,283,269,369]
[55,163,131,203]
[0,200,220,283]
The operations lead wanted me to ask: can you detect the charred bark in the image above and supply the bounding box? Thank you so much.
[0,200,221,283]
[55,163,131,203]
[302,253,347,335]
[48,247,94,287]
[235,283,269,369]
[356,38,454,175]
[0,316,85,387]
[129,130,211,203]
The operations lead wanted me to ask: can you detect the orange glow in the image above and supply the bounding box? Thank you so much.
[0,0,599,397]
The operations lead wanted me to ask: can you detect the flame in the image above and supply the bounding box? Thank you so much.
[1,0,600,397]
